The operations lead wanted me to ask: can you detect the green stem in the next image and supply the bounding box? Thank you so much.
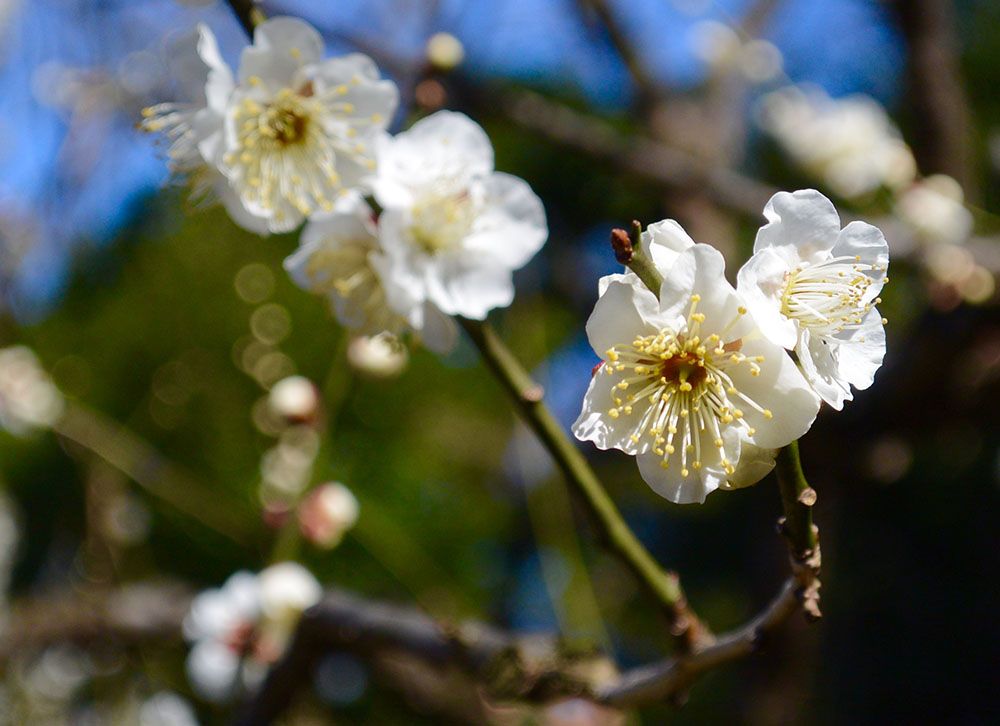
[460,318,706,643]
[774,441,817,557]
[626,220,664,296]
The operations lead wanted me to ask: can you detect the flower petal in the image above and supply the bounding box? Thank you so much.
[573,367,648,453]
[644,219,695,270]
[736,247,798,349]
[418,301,458,354]
[754,189,841,263]
[732,336,820,448]
[238,17,324,89]
[722,443,777,490]
[463,173,547,270]
[833,307,886,392]
[585,278,658,358]
[636,448,726,504]
[831,220,889,301]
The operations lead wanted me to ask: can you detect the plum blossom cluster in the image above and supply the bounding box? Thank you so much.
[183,562,322,702]
[758,86,917,200]
[574,190,889,504]
[144,17,547,355]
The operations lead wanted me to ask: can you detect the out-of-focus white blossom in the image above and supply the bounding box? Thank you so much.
[298,482,359,548]
[370,111,547,352]
[689,21,783,82]
[184,564,321,703]
[895,174,973,247]
[285,197,409,339]
[267,375,320,424]
[259,426,321,504]
[347,333,409,378]
[0,346,63,435]
[574,241,820,504]
[143,17,399,234]
[737,190,889,410]
[758,86,916,199]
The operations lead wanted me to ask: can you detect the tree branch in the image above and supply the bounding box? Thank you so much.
[774,441,822,620]
[459,319,709,650]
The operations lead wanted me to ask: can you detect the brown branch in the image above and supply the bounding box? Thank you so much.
[891,0,975,194]
[224,0,263,38]
[575,0,662,110]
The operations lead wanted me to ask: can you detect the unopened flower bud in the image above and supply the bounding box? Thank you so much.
[267,376,320,425]
[298,482,359,549]
[426,32,464,71]
[347,334,408,379]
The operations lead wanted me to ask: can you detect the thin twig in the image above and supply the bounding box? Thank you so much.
[224,0,262,38]
[459,318,709,649]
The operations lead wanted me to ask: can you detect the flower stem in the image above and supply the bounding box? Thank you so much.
[774,440,822,619]
[610,221,663,296]
[460,318,708,647]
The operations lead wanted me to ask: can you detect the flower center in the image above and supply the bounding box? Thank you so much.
[781,255,883,336]
[410,188,475,253]
[603,295,771,478]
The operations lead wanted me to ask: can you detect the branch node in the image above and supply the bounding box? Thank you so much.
[522,384,545,403]
[797,487,817,507]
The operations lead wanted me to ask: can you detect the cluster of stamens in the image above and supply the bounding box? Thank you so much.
[603,295,772,478]
[224,72,384,223]
[302,239,402,332]
[781,255,886,337]
[407,175,478,253]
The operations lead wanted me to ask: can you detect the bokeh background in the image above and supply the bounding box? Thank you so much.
[0,0,998,723]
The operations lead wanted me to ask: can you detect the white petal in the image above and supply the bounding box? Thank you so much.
[238,17,324,89]
[736,247,798,349]
[660,245,750,339]
[312,55,398,121]
[797,329,852,410]
[732,337,820,448]
[215,175,272,235]
[636,448,726,504]
[643,218,695,269]
[831,221,889,301]
[754,189,841,263]
[834,308,886,392]
[585,278,658,358]
[372,111,493,207]
[186,640,239,703]
[722,443,777,490]
[170,24,233,110]
[418,302,458,354]
[462,173,547,269]
[425,252,515,319]
[572,367,649,454]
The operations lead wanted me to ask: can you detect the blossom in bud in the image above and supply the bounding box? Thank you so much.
[267,375,319,425]
[347,333,409,378]
[426,32,465,71]
[370,111,547,339]
[298,482,360,548]
[737,190,889,409]
[574,242,819,504]
[0,346,64,435]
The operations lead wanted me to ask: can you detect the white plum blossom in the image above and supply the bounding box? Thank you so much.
[183,564,321,702]
[143,17,398,234]
[574,243,820,504]
[737,189,889,410]
[758,86,916,199]
[220,17,398,232]
[370,111,548,331]
[267,375,320,424]
[298,482,360,548]
[284,197,419,344]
